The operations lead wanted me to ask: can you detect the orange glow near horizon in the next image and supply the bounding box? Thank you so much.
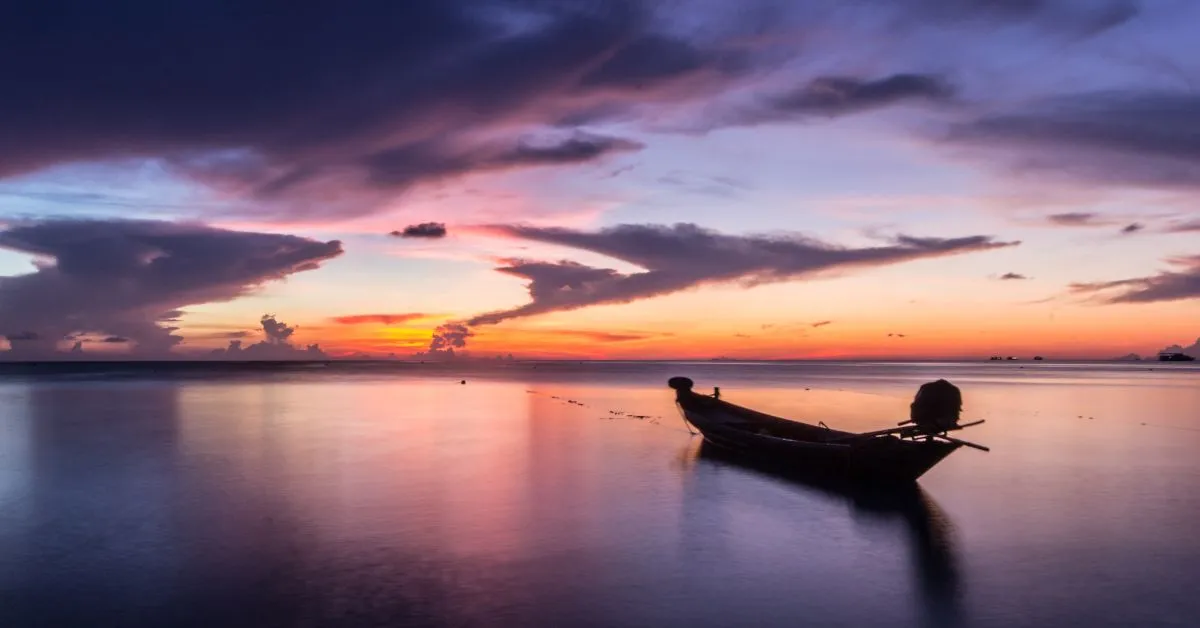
[177,303,1195,360]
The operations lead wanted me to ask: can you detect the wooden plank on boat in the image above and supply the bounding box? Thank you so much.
[936,435,990,452]
[825,419,985,444]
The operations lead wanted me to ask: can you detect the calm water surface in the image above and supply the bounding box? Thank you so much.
[0,362,1197,627]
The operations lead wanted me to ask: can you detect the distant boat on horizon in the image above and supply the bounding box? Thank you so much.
[1158,351,1196,362]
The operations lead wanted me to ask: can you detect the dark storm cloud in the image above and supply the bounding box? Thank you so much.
[949,91,1200,190]
[468,223,1017,324]
[998,272,1029,280]
[1069,254,1200,304]
[0,220,342,357]
[0,0,747,214]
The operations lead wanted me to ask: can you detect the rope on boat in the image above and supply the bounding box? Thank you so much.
[676,402,698,436]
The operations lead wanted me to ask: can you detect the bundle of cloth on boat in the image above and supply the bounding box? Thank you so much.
[907,379,962,433]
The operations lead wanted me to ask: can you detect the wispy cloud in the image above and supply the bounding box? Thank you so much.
[948,90,1200,191]
[1165,219,1200,233]
[523,329,662,342]
[1047,212,1107,227]
[330,313,432,326]
[468,223,1017,325]
[1070,254,1200,303]
[390,223,447,239]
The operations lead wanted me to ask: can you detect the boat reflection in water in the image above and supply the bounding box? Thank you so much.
[686,440,962,627]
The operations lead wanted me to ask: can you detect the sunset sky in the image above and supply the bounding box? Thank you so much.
[1,0,1197,360]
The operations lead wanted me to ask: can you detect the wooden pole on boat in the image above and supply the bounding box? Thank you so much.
[826,420,986,444]
[826,425,917,442]
[931,437,988,451]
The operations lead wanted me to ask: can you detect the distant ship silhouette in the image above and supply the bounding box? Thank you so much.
[1158,351,1196,362]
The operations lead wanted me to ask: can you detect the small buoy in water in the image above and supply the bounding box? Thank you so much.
[460,380,466,385]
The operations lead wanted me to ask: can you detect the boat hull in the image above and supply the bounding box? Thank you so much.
[676,390,959,485]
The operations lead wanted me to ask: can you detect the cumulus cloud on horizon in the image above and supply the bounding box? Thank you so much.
[415,323,474,359]
[466,223,1018,325]
[1159,337,1200,358]
[208,314,327,360]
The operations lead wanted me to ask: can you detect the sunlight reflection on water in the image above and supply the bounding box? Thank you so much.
[0,362,1196,627]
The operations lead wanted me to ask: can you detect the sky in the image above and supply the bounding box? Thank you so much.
[1,0,1198,360]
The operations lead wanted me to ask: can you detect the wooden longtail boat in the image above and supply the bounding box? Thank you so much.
[668,377,986,484]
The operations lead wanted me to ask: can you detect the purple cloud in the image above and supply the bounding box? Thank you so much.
[390,223,448,239]
[468,223,1017,324]
[0,0,1146,218]
[1120,222,1145,234]
[1166,219,1200,233]
[0,1,752,216]
[1047,212,1106,227]
[0,220,342,358]
[361,132,643,191]
[1070,254,1200,304]
[766,74,952,118]
[207,315,327,360]
[415,323,475,359]
[894,0,1138,34]
[949,90,1200,190]
[1158,337,1200,358]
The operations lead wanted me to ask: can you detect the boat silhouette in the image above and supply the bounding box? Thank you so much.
[668,377,987,485]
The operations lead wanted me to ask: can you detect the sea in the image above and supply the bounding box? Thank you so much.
[0,360,1197,627]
